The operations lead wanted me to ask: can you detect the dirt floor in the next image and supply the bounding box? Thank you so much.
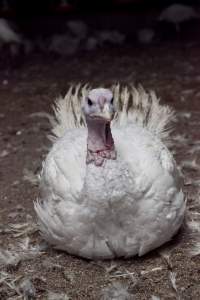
[0,42,200,299]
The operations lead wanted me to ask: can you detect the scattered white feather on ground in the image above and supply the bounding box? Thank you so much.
[19,278,36,299]
[140,266,163,275]
[8,217,38,238]
[151,296,160,300]
[100,282,132,300]
[180,159,200,172]
[110,269,137,286]
[169,271,181,300]
[0,237,45,268]
[158,248,173,269]
[0,249,20,268]
[47,291,69,300]
[0,271,22,297]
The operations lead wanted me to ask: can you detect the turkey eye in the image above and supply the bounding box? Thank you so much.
[110,98,114,105]
[87,98,93,106]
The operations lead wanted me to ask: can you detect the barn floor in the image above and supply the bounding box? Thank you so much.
[0,42,200,299]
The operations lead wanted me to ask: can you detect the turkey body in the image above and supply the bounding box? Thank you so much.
[35,122,185,259]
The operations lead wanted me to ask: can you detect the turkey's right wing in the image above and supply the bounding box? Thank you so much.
[40,129,87,202]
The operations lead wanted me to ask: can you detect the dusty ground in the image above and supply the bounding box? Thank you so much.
[0,42,200,299]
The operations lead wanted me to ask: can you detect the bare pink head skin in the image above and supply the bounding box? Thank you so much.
[82,88,116,166]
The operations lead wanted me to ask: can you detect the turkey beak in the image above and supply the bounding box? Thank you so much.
[101,102,114,122]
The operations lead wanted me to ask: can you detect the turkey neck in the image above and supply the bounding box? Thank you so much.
[86,118,116,166]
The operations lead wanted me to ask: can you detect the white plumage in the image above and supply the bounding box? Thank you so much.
[35,85,186,259]
[158,4,199,32]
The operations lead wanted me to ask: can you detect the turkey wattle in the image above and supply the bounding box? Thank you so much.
[34,85,186,259]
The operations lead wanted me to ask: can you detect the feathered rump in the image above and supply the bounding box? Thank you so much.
[50,84,175,143]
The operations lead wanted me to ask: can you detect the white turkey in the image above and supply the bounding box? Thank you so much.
[0,18,21,44]
[0,18,23,58]
[158,3,199,33]
[35,84,186,259]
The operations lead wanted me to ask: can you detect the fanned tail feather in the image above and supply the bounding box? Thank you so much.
[49,84,88,141]
[112,84,175,143]
[49,84,175,144]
